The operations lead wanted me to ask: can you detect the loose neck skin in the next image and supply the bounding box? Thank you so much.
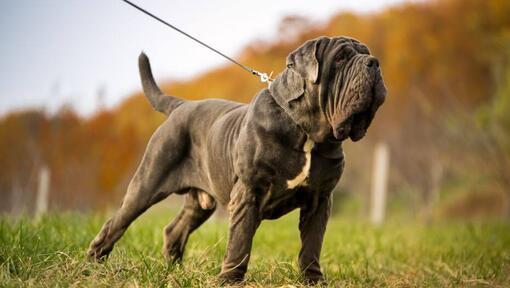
[269,72,334,144]
[304,84,335,143]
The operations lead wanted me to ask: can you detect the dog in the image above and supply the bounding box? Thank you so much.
[87,36,386,284]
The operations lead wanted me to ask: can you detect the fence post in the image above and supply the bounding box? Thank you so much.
[36,165,50,217]
[370,142,390,225]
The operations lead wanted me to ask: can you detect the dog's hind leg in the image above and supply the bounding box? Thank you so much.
[87,120,188,260]
[163,189,216,262]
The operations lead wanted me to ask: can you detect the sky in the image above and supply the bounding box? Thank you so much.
[0,0,410,116]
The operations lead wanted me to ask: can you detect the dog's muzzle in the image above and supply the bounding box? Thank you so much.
[332,56,384,141]
[333,111,369,141]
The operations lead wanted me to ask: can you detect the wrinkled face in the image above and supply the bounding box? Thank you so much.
[270,36,386,142]
[323,38,386,141]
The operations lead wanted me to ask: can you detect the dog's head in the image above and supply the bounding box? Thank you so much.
[270,36,386,142]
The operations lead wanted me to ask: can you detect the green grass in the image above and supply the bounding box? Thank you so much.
[1,208,509,287]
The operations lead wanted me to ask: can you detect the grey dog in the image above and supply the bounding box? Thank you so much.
[87,36,386,284]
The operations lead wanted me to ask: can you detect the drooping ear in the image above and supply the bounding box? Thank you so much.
[270,68,305,107]
[270,67,313,134]
[286,39,322,83]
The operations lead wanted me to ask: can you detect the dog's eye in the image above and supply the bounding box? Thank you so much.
[335,48,354,63]
[287,63,294,68]
[335,53,346,62]
[335,54,348,64]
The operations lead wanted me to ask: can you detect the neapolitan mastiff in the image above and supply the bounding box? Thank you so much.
[88,36,386,284]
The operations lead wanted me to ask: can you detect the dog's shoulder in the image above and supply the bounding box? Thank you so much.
[246,89,303,139]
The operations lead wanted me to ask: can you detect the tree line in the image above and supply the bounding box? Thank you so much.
[1,0,509,219]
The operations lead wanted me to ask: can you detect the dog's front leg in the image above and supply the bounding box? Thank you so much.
[298,194,332,284]
[219,182,261,284]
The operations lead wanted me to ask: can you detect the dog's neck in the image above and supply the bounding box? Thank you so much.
[268,82,332,143]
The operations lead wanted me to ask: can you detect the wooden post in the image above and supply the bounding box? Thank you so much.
[10,179,23,216]
[422,160,443,223]
[36,166,50,217]
[370,142,390,225]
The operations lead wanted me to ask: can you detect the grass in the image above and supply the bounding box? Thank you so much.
[1,207,509,287]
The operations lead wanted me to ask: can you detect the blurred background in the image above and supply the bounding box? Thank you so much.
[1,0,509,223]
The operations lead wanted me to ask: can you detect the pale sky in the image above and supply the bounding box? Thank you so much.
[0,0,409,116]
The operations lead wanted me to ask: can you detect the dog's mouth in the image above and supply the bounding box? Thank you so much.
[332,110,370,142]
[331,84,375,142]
[331,70,385,142]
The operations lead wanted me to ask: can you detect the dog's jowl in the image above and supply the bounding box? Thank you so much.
[87,36,386,284]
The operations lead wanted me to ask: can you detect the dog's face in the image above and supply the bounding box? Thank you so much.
[270,36,386,142]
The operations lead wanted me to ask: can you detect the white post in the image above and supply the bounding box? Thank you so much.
[370,142,390,225]
[36,165,50,217]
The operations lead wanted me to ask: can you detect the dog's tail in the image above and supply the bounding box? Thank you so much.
[138,52,183,115]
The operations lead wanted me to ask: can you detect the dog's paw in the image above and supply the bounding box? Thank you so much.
[218,271,245,286]
[86,244,111,262]
[302,273,326,286]
[303,275,326,286]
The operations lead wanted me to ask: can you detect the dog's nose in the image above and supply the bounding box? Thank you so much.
[366,57,379,68]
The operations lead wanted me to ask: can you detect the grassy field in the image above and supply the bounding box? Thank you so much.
[1,207,509,287]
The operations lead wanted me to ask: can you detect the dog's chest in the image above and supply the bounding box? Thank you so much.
[286,136,315,189]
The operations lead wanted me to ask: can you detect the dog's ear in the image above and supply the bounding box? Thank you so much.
[270,67,316,136]
[270,68,305,107]
[286,39,321,84]
[270,38,324,106]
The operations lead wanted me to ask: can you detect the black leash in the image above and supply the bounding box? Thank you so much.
[121,0,273,84]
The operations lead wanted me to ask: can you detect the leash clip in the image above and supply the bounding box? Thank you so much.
[253,70,274,87]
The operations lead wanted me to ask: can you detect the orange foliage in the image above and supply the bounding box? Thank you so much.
[1,0,509,212]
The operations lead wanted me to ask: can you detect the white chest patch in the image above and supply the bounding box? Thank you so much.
[287,136,315,189]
